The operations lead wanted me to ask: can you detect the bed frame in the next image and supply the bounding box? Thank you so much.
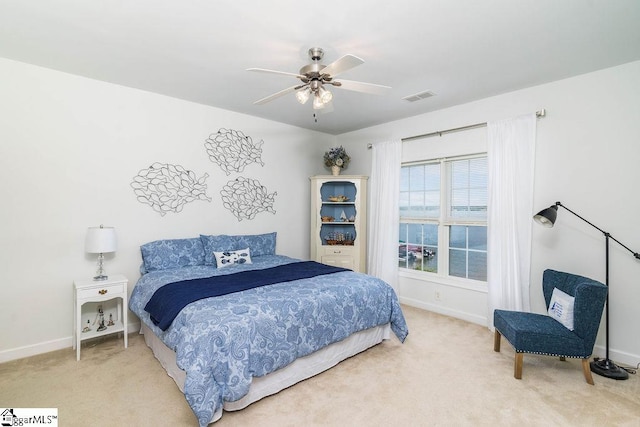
[141,322,391,424]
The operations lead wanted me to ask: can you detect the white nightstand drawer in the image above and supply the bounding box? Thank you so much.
[77,283,125,300]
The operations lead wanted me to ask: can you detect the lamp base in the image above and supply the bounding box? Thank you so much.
[93,274,109,281]
[590,358,629,380]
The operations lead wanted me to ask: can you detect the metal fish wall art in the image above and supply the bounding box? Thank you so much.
[204,128,264,176]
[220,176,276,221]
[131,162,211,216]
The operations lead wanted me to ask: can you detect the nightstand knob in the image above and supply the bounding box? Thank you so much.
[99,289,108,295]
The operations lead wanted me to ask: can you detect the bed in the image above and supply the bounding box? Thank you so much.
[128,233,409,426]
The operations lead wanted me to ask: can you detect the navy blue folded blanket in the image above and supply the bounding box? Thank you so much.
[145,261,349,331]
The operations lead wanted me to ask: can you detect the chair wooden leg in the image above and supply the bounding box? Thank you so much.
[514,353,523,379]
[582,359,595,385]
[494,330,501,352]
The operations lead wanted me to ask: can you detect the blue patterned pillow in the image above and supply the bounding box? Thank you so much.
[200,232,276,266]
[235,232,276,257]
[140,237,205,272]
[200,234,238,266]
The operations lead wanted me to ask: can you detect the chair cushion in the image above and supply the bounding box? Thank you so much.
[494,309,588,358]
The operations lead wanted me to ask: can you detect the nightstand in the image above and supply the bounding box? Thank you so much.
[73,274,128,361]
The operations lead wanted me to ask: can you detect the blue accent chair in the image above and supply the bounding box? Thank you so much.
[493,269,607,384]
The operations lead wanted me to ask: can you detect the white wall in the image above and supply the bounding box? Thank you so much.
[3,56,639,367]
[338,61,640,366]
[0,58,336,361]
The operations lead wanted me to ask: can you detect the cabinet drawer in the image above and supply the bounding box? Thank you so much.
[322,246,354,256]
[321,255,355,270]
[77,283,125,300]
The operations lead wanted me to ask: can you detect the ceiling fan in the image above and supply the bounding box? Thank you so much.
[247,47,391,111]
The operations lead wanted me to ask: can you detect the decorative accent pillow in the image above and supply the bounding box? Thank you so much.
[200,232,276,266]
[140,237,205,273]
[548,287,575,331]
[213,248,252,268]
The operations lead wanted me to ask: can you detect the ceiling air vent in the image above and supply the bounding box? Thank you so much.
[402,90,436,102]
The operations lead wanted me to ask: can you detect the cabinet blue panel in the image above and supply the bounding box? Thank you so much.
[319,180,359,245]
[320,181,358,202]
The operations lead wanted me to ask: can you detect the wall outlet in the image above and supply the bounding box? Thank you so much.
[435,290,441,301]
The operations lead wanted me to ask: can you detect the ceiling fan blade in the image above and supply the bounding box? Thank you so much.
[253,85,300,105]
[334,79,391,95]
[320,54,364,77]
[247,68,305,79]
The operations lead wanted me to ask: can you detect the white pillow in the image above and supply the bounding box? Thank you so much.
[548,287,575,331]
[214,248,252,268]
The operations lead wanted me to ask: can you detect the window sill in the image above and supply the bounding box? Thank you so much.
[399,268,487,293]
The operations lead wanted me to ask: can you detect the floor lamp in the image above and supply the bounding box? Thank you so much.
[534,201,639,380]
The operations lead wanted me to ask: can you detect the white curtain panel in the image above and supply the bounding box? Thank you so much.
[367,140,402,291]
[487,113,537,329]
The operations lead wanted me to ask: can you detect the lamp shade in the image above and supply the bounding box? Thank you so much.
[85,225,117,253]
[533,205,558,228]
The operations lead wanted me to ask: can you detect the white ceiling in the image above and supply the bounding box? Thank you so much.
[2,1,640,135]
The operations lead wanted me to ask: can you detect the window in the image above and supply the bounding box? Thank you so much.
[399,155,487,281]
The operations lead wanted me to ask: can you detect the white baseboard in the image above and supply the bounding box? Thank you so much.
[591,344,640,369]
[0,337,71,364]
[399,296,487,327]
[5,314,639,372]
[0,320,141,363]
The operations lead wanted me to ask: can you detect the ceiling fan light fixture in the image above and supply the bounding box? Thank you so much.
[296,88,310,104]
[312,94,326,110]
[319,86,333,104]
[248,47,391,112]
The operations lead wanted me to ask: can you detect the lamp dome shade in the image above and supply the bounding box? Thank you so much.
[85,226,117,253]
[533,205,558,228]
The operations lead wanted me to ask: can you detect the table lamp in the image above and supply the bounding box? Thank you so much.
[85,225,117,281]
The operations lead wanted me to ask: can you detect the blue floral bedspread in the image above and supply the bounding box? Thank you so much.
[129,255,409,426]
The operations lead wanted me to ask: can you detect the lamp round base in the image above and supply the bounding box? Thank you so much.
[590,358,629,380]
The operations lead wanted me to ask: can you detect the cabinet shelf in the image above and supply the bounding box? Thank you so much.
[321,221,356,224]
[79,320,125,341]
[322,201,355,205]
[310,175,368,273]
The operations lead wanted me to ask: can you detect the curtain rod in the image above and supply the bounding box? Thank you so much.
[367,109,546,148]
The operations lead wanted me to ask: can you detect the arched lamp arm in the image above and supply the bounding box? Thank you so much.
[555,202,640,260]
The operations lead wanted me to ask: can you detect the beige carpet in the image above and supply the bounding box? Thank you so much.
[1,305,639,426]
